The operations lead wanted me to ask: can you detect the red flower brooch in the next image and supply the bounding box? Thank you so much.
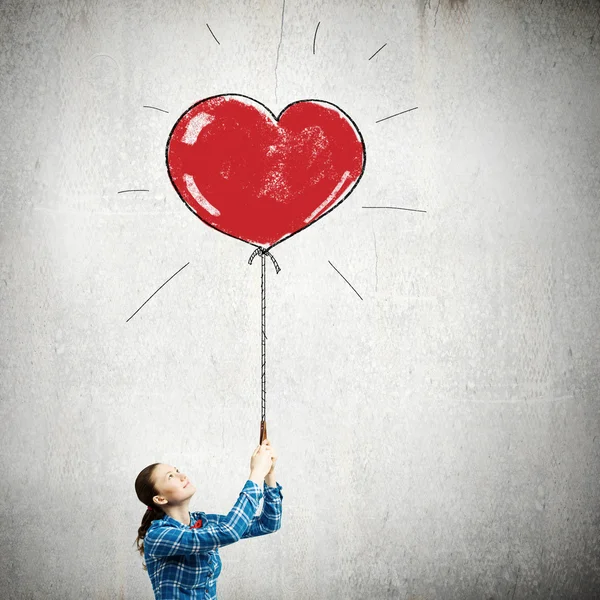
[190,518,203,529]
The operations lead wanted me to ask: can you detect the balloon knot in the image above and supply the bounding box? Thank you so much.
[248,248,281,273]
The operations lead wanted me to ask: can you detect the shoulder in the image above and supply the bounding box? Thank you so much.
[192,511,223,526]
[191,510,217,526]
[146,515,176,535]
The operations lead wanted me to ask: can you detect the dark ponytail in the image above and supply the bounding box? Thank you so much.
[134,463,165,571]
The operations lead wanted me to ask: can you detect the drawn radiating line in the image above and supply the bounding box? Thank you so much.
[368,43,387,60]
[118,189,149,194]
[313,21,320,55]
[363,206,427,213]
[275,0,286,101]
[126,262,190,322]
[328,260,363,301]
[206,23,220,45]
[376,106,418,123]
[143,105,169,113]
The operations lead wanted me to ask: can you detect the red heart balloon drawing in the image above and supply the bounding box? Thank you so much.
[166,94,366,249]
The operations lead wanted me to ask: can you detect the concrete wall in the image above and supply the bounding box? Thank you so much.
[1,0,598,598]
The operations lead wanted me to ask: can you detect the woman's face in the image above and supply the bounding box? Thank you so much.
[151,464,196,507]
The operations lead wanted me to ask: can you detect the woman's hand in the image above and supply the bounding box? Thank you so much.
[263,438,278,474]
[250,441,273,479]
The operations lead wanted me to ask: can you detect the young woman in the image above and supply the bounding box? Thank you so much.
[134,439,282,599]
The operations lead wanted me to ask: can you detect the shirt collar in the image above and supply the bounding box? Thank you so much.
[159,511,201,528]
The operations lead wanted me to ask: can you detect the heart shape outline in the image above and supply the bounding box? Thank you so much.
[165,94,366,250]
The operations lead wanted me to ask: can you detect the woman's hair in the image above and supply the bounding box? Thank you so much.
[134,463,165,571]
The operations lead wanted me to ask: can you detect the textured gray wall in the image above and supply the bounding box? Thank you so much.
[1,0,599,598]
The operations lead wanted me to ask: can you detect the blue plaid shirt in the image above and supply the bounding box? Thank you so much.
[144,479,283,599]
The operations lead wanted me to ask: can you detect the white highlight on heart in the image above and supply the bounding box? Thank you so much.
[304,170,351,223]
[182,113,215,145]
[183,174,220,217]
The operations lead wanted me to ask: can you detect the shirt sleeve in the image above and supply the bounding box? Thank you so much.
[144,480,263,558]
[205,481,283,540]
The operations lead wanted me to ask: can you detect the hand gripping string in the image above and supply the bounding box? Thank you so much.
[248,248,280,443]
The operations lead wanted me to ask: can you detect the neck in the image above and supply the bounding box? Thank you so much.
[162,501,192,526]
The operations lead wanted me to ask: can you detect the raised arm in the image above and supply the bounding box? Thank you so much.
[242,480,283,538]
[144,479,263,558]
[204,480,283,539]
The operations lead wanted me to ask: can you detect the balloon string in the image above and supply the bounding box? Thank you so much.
[248,248,280,425]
